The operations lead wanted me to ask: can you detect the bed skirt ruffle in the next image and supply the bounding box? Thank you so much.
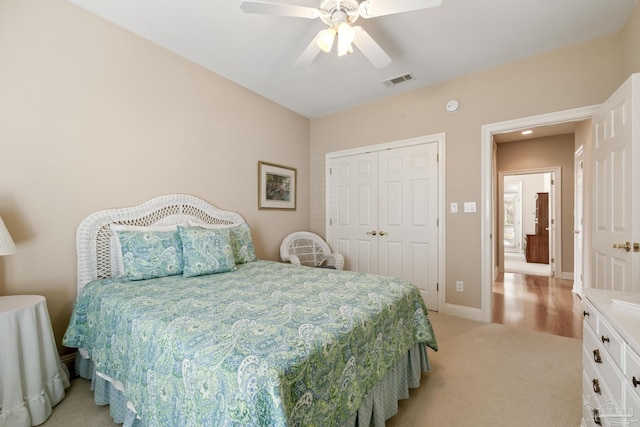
[76,342,430,427]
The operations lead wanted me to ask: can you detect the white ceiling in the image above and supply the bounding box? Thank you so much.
[69,0,637,118]
[493,121,579,144]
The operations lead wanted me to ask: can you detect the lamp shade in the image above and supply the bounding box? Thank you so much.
[317,28,336,53]
[336,22,355,57]
[0,216,16,256]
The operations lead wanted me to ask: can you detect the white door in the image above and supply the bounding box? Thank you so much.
[547,173,555,276]
[327,152,378,273]
[573,148,584,295]
[327,143,439,310]
[377,144,439,307]
[592,73,640,292]
[503,178,523,254]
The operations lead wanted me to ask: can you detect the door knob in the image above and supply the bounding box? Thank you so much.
[573,230,580,234]
[612,242,631,252]
[366,231,377,236]
[379,231,387,236]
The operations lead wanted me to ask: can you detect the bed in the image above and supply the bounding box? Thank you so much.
[62,194,437,426]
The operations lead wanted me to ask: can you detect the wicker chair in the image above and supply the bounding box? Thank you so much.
[280,232,344,270]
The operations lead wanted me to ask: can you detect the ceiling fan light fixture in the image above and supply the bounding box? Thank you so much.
[336,22,355,56]
[317,28,336,52]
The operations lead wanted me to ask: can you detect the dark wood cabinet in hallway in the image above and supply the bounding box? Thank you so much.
[493,272,583,339]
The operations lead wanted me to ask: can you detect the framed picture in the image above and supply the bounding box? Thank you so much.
[258,161,297,210]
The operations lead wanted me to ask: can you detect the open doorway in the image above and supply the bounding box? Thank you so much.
[502,172,554,277]
[479,105,597,323]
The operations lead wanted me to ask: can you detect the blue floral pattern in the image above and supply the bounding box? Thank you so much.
[178,226,236,277]
[63,261,437,426]
[228,223,257,264]
[116,230,183,280]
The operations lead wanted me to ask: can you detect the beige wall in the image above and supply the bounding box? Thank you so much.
[3,0,640,351]
[622,2,640,76]
[310,33,629,309]
[0,0,310,353]
[496,134,576,276]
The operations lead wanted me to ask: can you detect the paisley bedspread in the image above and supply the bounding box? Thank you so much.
[63,260,437,426]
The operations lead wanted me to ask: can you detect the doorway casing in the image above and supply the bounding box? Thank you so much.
[480,105,599,322]
[499,168,560,278]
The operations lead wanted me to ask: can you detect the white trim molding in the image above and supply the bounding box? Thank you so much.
[480,105,600,323]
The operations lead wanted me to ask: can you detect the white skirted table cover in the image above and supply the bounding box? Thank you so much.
[0,295,70,427]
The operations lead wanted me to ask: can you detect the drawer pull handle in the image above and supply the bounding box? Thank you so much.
[593,349,602,364]
[593,409,602,425]
[601,336,610,344]
[592,378,601,394]
[583,310,590,317]
[593,409,602,426]
[633,376,639,388]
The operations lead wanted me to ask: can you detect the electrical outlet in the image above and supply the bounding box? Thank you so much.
[456,281,464,292]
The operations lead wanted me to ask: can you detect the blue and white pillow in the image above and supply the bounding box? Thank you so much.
[178,226,236,277]
[187,221,257,264]
[116,229,184,280]
[110,223,186,277]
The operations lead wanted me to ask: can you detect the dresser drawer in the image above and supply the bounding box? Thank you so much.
[598,315,624,371]
[583,298,598,334]
[625,384,640,426]
[626,347,640,402]
[584,324,625,407]
[584,356,611,403]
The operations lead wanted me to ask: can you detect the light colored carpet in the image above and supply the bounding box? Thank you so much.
[42,312,582,426]
[504,252,551,276]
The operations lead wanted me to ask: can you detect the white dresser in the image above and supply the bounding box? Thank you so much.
[582,289,640,426]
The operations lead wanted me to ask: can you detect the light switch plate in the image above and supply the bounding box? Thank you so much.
[464,202,476,213]
[451,203,458,213]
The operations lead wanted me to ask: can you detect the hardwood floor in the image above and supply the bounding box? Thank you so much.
[493,272,583,339]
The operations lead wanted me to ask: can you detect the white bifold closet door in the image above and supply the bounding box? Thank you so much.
[327,142,439,310]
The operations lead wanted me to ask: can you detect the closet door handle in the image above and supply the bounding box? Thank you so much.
[633,376,639,388]
[379,231,387,236]
[366,231,377,236]
[601,336,610,344]
[613,242,631,252]
[592,378,601,394]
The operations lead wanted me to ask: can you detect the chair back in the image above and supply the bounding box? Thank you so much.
[280,232,331,267]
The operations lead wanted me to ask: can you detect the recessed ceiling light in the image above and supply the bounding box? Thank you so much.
[521,130,533,135]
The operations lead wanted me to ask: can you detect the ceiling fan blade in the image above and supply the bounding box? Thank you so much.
[352,26,391,69]
[293,35,322,67]
[240,1,322,19]
[358,0,442,18]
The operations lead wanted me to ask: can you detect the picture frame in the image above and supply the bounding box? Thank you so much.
[258,161,297,210]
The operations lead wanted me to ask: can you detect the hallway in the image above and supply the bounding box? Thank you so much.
[493,272,583,339]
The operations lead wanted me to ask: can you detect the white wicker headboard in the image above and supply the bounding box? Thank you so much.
[76,194,246,293]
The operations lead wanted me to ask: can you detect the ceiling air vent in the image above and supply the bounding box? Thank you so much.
[383,73,414,88]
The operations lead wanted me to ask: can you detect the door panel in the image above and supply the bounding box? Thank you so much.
[378,144,438,310]
[328,152,378,273]
[573,151,584,296]
[328,142,439,310]
[592,74,640,292]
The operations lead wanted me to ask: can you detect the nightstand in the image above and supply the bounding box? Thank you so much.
[0,295,70,426]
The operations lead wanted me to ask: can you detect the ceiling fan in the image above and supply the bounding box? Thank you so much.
[239,0,442,69]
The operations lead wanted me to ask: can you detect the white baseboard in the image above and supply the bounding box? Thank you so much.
[444,303,484,322]
[558,271,574,280]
